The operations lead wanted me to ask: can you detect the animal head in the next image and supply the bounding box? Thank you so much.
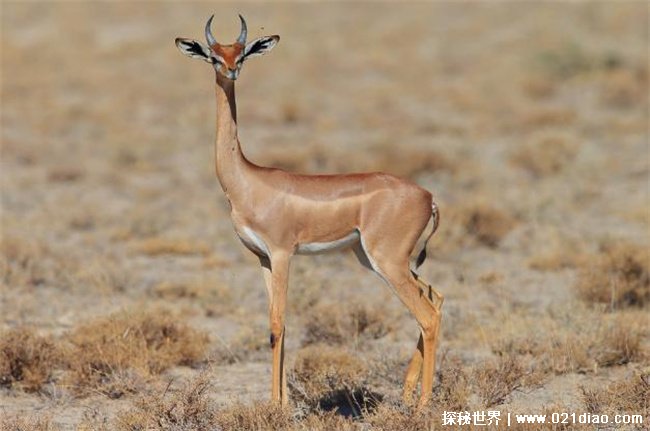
[175,15,279,80]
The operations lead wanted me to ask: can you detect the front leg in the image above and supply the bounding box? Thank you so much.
[264,251,291,406]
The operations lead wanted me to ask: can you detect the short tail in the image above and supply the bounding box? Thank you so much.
[415,202,439,270]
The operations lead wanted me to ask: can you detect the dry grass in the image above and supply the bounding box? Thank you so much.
[289,344,372,414]
[65,310,209,397]
[528,238,587,271]
[210,323,269,365]
[431,201,518,254]
[575,242,650,309]
[258,145,455,179]
[1,236,55,288]
[301,302,395,347]
[0,415,57,431]
[151,279,232,318]
[115,373,217,431]
[0,327,62,393]
[511,132,580,177]
[581,372,649,418]
[493,309,647,375]
[132,238,211,257]
[364,404,435,431]
[473,354,541,408]
[458,203,518,248]
[600,68,648,108]
[214,401,293,431]
[433,355,471,411]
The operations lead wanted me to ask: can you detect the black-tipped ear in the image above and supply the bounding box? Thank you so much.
[242,35,279,60]
[175,38,213,63]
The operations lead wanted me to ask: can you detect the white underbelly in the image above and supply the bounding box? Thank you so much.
[296,230,360,255]
[237,226,360,257]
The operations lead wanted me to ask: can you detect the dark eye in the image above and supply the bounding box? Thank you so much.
[210,56,222,65]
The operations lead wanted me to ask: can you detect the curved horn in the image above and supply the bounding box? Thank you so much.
[237,14,247,44]
[205,14,217,46]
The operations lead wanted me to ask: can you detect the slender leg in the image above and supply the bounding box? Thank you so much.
[259,255,273,308]
[403,334,424,403]
[377,264,443,408]
[267,251,290,406]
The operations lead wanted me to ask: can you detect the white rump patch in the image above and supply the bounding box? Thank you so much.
[296,231,360,255]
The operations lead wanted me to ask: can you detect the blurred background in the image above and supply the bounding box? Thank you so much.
[1,2,648,429]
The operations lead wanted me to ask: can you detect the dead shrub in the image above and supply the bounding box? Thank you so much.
[433,355,471,411]
[522,76,557,99]
[0,327,61,392]
[493,309,646,376]
[575,242,649,309]
[365,404,434,431]
[1,236,52,287]
[528,244,587,271]
[594,314,645,367]
[152,279,232,317]
[289,345,371,414]
[511,133,579,177]
[65,310,209,397]
[473,354,540,408]
[302,302,394,347]
[258,145,454,179]
[133,237,210,257]
[0,415,57,431]
[47,167,84,182]
[115,373,216,431]
[459,203,517,248]
[600,69,646,108]
[214,401,292,431]
[367,147,455,178]
[211,324,268,364]
[581,372,649,417]
[520,107,576,129]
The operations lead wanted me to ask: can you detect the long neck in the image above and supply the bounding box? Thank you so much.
[214,73,248,198]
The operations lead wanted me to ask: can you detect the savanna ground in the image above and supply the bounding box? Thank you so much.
[1,2,649,430]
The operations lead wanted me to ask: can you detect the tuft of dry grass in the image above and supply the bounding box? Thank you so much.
[132,237,210,257]
[473,353,541,408]
[301,302,394,347]
[0,327,62,393]
[366,146,456,179]
[459,203,517,248]
[581,372,649,418]
[214,401,293,431]
[528,241,587,271]
[1,236,53,287]
[151,279,232,318]
[289,344,371,414]
[365,404,434,431]
[593,313,646,368]
[258,145,455,179]
[575,242,649,309]
[511,132,580,177]
[600,68,647,108]
[433,355,471,411]
[0,415,58,431]
[46,166,84,183]
[492,308,647,376]
[115,373,217,431]
[65,310,209,398]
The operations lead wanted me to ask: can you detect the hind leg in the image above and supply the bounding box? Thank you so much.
[402,275,444,404]
[359,240,443,407]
